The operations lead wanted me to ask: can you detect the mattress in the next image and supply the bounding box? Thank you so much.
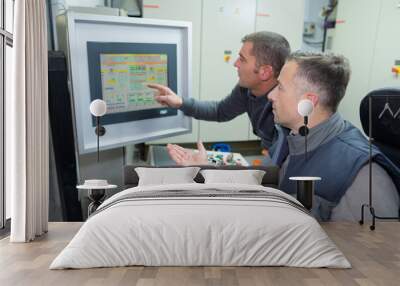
[50,183,350,269]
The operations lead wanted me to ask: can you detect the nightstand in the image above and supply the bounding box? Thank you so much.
[289,176,321,210]
[77,180,117,216]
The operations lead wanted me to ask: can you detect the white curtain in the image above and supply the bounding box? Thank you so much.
[8,0,49,242]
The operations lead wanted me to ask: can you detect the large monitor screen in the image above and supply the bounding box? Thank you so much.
[87,42,178,126]
[100,53,167,113]
[60,13,192,154]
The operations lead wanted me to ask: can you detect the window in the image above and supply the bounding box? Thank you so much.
[5,0,13,33]
[1,0,14,231]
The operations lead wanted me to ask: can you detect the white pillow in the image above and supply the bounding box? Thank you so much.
[135,167,201,186]
[200,169,266,185]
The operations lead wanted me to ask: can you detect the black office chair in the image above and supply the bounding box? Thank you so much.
[359,87,400,230]
[359,88,400,168]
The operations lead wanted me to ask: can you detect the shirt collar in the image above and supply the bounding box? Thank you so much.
[286,112,346,155]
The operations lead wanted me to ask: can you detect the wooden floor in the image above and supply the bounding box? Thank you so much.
[1,222,399,286]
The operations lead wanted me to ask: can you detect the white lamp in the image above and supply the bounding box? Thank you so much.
[89,99,107,162]
[298,99,314,117]
[90,99,107,117]
[297,99,314,161]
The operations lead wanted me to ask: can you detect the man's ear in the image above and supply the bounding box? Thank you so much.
[258,65,274,81]
[305,93,319,107]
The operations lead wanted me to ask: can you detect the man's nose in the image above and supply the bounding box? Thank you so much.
[233,58,240,68]
[267,89,276,101]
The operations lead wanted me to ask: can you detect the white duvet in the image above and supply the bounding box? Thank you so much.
[50,183,350,269]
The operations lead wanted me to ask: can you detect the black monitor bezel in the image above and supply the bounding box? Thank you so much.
[87,42,178,126]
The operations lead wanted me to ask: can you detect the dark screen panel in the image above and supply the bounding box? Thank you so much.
[87,42,178,126]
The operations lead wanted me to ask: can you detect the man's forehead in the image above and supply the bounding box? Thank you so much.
[280,61,298,81]
[240,41,254,55]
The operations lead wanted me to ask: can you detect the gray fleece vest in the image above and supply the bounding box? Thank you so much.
[278,123,400,203]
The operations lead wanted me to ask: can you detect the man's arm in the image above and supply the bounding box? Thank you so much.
[148,83,248,122]
[180,84,248,122]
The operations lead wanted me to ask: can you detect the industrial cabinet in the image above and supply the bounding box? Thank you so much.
[199,0,257,142]
[255,0,304,50]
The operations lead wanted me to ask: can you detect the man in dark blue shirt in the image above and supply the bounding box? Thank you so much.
[148,31,291,162]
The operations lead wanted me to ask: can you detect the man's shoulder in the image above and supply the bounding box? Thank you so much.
[333,122,370,154]
[230,84,249,96]
[226,85,252,104]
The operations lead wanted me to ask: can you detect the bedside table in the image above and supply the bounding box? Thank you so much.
[289,176,321,210]
[77,181,117,216]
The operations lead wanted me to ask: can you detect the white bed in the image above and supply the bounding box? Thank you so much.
[50,183,350,269]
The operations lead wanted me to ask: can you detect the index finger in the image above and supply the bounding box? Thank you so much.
[146,83,169,92]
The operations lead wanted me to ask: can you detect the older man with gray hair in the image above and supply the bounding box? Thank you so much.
[167,51,400,221]
[268,51,400,221]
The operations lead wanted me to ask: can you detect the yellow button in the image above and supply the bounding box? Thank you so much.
[392,66,400,74]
